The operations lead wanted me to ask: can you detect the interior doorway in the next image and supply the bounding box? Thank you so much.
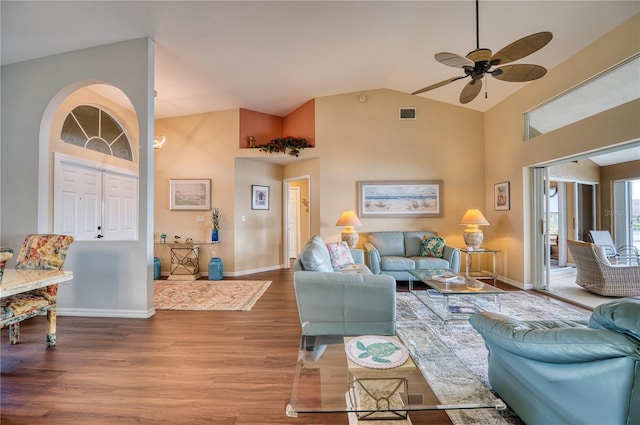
[284,176,310,266]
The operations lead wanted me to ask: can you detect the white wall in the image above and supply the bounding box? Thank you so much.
[1,38,155,318]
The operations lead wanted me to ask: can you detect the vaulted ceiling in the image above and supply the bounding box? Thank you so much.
[2,1,638,119]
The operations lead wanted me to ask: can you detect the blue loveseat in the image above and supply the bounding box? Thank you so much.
[364,231,460,281]
[470,297,640,425]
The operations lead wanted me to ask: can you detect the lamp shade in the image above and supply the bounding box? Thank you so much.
[336,210,362,227]
[459,209,489,226]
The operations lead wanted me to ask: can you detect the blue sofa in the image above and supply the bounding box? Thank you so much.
[470,297,640,425]
[364,231,461,281]
[293,235,396,336]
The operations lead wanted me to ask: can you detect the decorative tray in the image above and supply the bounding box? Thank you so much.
[345,336,410,369]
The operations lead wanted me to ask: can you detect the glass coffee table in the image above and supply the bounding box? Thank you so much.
[286,334,505,421]
[407,269,505,323]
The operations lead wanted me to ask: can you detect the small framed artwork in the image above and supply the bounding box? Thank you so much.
[495,182,510,211]
[251,185,270,210]
[357,180,443,218]
[170,179,211,210]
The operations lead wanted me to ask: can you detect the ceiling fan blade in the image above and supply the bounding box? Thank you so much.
[412,75,468,95]
[492,64,547,82]
[435,52,474,68]
[491,32,553,66]
[459,79,482,104]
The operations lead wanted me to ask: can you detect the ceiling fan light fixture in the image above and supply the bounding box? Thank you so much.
[466,48,492,63]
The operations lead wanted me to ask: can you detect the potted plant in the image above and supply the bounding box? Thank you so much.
[259,136,310,157]
[211,208,221,242]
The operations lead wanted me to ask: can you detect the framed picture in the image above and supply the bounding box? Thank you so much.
[251,185,270,210]
[495,182,510,211]
[169,179,211,210]
[357,180,443,218]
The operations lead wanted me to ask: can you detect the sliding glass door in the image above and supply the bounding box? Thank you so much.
[612,179,640,250]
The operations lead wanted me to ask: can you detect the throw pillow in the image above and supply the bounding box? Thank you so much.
[326,241,355,268]
[420,236,446,258]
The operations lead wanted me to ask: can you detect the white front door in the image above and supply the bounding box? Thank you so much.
[54,159,138,240]
[55,161,102,240]
[103,171,138,240]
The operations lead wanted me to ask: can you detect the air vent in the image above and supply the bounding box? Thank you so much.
[399,107,417,120]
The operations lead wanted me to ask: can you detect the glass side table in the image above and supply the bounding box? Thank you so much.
[460,248,500,286]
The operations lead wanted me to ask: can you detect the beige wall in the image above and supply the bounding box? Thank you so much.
[154,109,240,275]
[314,88,485,247]
[153,14,639,284]
[484,13,640,286]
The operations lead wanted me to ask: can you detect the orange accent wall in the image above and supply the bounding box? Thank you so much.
[284,99,315,147]
[239,108,283,148]
[239,99,315,148]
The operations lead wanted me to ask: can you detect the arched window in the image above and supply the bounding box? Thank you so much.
[61,105,133,161]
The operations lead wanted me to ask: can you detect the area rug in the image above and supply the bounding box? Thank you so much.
[153,280,271,311]
[396,291,590,425]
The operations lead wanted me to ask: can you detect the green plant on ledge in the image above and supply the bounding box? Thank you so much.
[211,208,222,230]
[259,136,310,157]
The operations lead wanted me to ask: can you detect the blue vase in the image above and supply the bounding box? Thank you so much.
[208,257,223,280]
[211,229,219,242]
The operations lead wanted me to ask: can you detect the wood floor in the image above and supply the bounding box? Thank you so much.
[1,268,583,425]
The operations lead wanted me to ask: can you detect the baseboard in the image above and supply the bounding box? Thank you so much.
[224,264,283,277]
[160,264,284,279]
[57,308,155,319]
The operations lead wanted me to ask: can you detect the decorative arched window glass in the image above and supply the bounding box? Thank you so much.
[61,105,133,161]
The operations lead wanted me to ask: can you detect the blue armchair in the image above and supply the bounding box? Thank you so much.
[470,297,640,425]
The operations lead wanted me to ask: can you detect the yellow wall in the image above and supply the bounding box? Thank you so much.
[314,88,485,247]
[153,14,639,284]
[484,13,640,285]
[154,109,240,274]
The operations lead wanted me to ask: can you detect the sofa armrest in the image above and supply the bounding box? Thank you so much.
[350,248,365,264]
[442,245,461,273]
[470,312,640,363]
[363,241,381,274]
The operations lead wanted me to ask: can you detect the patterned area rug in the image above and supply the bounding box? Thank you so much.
[153,280,271,311]
[396,291,590,425]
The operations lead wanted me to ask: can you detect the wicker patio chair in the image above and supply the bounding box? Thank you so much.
[588,230,640,265]
[567,239,640,297]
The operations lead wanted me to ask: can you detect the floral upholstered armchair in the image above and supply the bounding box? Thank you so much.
[0,234,74,346]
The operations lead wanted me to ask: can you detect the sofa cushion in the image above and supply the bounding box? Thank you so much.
[368,232,406,256]
[404,231,438,257]
[420,236,445,257]
[326,241,354,268]
[298,235,334,272]
[589,297,640,341]
[380,256,415,271]
[412,256,450,270]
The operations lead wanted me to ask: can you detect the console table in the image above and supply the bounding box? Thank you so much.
[460,248,500,286]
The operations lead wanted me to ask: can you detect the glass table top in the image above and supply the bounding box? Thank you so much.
[286,334,505,418]
[407,269,505,295]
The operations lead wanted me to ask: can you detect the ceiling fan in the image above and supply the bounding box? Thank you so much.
[412,0,553,104]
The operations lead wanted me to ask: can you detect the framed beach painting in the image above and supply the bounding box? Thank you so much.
[251,185,270,210]
[357,180,443,218]
[495,181,510,211]
[169,179,211,210]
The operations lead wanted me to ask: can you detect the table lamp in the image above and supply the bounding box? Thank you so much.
[459,209,489,250]
[336,210,362,248]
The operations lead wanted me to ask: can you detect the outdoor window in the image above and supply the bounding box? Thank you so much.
[61,105,133,161]
[524,54,639,140]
